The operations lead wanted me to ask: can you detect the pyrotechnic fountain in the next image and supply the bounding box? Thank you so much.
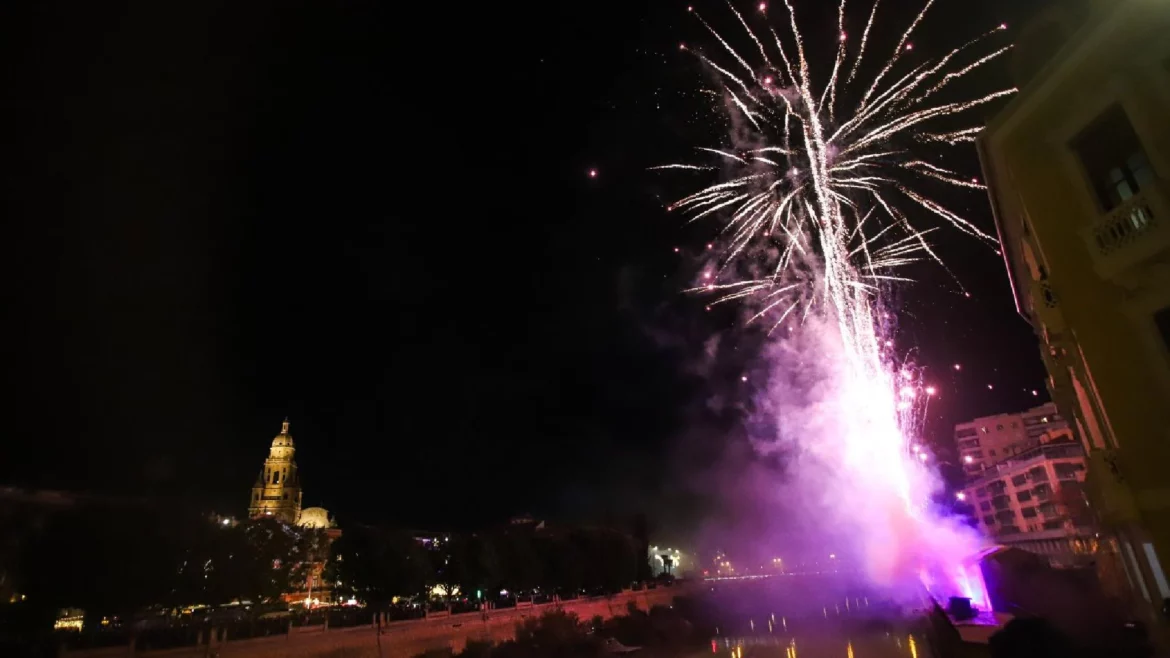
[658,0,1012,616]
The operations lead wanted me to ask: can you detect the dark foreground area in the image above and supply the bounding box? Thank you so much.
[421,574,1157,658]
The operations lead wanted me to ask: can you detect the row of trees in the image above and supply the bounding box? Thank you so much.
[328,525,644,608]
[10,505,646,627]
[15,507,327,628]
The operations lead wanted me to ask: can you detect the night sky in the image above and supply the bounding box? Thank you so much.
[1,0,1052,540]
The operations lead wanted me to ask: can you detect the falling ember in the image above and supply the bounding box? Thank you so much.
[657,0,1010,606]
[987,384,994,390]
[674,247,680,253]
[925,386,937,396]
[588,168,597,178]
[1031,389,1038,396]
[953,364,962,371]
[956,492,966,501]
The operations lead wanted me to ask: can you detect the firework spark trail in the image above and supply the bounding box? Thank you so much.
[655,0,1010,605]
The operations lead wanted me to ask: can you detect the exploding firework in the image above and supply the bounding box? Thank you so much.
[658,0,1008,606]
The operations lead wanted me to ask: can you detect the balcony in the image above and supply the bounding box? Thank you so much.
[1078,181,1170,283]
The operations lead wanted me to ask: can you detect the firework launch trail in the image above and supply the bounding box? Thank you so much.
[659,0,1012,607]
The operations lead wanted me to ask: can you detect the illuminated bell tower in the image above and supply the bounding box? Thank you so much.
[248,418,303,523]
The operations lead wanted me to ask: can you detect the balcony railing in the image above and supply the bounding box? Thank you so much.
[1079,181,1170,282]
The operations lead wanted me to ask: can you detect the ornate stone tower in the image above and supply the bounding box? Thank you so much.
[248,419,303,523]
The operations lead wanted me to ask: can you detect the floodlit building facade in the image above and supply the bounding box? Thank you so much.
[961,439,1092,567]
[954,402,1072,477]
[977,0,1170,609]
[249,419,303,523]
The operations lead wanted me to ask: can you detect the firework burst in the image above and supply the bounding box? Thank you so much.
[658,0,1012,329]
[659,0,1010,603]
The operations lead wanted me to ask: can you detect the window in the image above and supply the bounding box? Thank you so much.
[1012,474,1028,486]
[1022,507,1038,518]
[1029,466,1049,482]
[956,428,979,438]
[989,450,997,457]
[1017,490,1033,503]
[980,501,992,512]
[253,493,258,501]
[976,487,988,497]
[1040,502,1058,516]
[1043,520,1064,530]
[273,471,280,484]
[996,424,1004,431]
[283,493,289,500]
[983,515,995,526]
[1071,105,1155,211]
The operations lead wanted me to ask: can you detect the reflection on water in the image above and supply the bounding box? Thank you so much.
[711,632,928,657]
[700,575,933,657]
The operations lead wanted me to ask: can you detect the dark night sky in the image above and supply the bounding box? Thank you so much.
[1,0,1053,539]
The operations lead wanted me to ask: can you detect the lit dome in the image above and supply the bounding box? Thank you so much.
[298,507,333,529]
[272,419,294,449]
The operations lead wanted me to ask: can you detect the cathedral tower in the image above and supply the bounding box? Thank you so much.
[248,419,303,523]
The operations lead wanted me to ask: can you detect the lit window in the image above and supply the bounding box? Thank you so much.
[1071,105,1155,211]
